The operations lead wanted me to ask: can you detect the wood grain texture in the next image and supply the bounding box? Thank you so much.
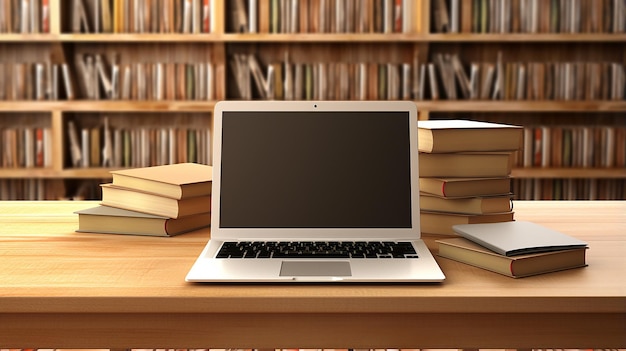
[0,201,624,348]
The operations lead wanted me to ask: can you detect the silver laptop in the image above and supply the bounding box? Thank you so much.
[185,100,445,283]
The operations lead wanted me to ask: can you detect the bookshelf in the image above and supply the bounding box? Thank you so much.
[0,0,624,200]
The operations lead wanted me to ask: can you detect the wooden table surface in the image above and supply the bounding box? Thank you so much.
[0,200,624,349]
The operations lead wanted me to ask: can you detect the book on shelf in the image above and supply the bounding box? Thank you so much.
[414,51,625,101]
[420,210,514,236]
[100,183,211,219]
[438,0,626,34]
[419,152,513,178]
[75,205,210,237]
[417,119,523,153]
[230,52,418,101]
[65,117,211,168]
[519,125,626,169]
[254,0,413,34]
[1,126,52,169]
[419,177,512,198]
[419,193,512,215]
[109,162,212,200]
[452,220,589,256]
[0,0,50,33]
[436,237,588,278]
[71,0,217,33]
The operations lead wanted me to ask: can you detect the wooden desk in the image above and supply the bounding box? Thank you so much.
[0,201,624,349]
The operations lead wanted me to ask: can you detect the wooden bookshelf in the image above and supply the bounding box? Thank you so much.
[0,0,624,200]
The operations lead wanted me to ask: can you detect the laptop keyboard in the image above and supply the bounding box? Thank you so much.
[216,241,419,259]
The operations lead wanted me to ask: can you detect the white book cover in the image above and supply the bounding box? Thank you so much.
[453,221,588,256]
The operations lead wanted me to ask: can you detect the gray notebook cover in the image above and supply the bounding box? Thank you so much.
[452,221,588,256]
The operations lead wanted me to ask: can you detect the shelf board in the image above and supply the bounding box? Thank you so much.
[424,33,626,42]
[3,33,625,43]
[3,167,623,180]
[1,100,625,113]
[512,168,626,179]
[417,100,626,112]
[0,101,216,112]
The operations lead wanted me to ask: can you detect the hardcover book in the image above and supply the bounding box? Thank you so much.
[110,162,212,199]
[100,183,211,218]
[417,119,523,153]
[420,210,514,236]
[419,177,512,198]
[76,205,210,236]
[420,193,512,215]
[437,237,587,278]
[419,152,513,178]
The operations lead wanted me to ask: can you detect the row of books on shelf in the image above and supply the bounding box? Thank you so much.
[517,125,626,168]
[0,0,50,33]
[66,118,211,169]
[0,179,67,200]
[0,57,217,101]
[72,0,217,34]
[75,54,217,100]
[1,126,52,168]
[230,53,416,100]
[0,62,74,100]
[425,53,625,101]
[433,0,626,33]
[229,52,626,101]
[231,0,414,34]
[513,178,626,200]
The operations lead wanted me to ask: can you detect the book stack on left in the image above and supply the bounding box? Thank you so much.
[76,163,212,237]
[417,119,523,236]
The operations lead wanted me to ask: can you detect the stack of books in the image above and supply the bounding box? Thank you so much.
[417,119,523,235]
[76,163,212,237]
[437,221,589,278]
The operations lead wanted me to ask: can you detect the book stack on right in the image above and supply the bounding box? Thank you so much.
[417,119,523,236]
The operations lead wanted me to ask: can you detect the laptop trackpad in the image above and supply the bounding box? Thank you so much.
[280,261,352,276]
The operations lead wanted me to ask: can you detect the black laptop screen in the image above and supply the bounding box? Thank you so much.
[219,111,412,228]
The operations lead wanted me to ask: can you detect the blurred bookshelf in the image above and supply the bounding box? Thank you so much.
[0,0,624,199]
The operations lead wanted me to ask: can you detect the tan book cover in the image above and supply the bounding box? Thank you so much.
[419,177,512,198]
[420,210,514,236]
[109,162,212,199]
[419,193,512,215]
[100,183,211,218]
[437,237,587,278]
[419,152,513,178]
[76,205,210,236]
[417,119,523,153]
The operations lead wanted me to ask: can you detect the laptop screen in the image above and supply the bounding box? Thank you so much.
[219,111,412,229]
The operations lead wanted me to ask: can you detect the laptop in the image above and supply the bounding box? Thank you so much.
[185,100,445,283]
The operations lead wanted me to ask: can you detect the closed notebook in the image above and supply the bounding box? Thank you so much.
[437,237,587,278]
[76,205,210,236]
[452,220,588,256]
